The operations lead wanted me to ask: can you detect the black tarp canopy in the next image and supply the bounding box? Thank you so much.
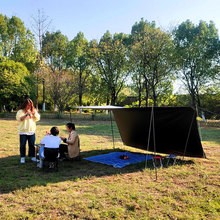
[77,106,205,158]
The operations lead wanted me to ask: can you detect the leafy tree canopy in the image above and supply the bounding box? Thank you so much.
[0,59,35,111]
[0,14,37,72]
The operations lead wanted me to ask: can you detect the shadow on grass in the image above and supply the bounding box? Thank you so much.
[37,120,220,146]
[0,148,195,194]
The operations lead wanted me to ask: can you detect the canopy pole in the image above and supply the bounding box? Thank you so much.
[145,107,153,169]
[182,110,196,160]
[110,110,115,151]
[152,107,158,181]
[145,107,157,181]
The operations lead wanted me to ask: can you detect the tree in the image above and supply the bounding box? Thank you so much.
[130,65,145,107]
[87,73,110,106]
[173,20,219,108]
[31,9,52,110]
[42,31,68,71]
[0,14,37,71]
[130,19,174,107]
[90,31,129,105]
[0,59,35,111]
[46,68,76,112]
[42,31,68,110]
[0,14,8,58]
[65,32,92,106]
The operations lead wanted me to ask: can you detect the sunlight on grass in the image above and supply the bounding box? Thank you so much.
[0,119,219,219]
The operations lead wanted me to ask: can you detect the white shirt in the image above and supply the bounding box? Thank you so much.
[19,132,35,135]
[40,135,61,148]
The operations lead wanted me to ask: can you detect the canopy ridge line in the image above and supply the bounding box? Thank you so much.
[182,110,196,160]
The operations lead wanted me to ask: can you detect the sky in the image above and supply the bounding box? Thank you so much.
[1,0,220,41]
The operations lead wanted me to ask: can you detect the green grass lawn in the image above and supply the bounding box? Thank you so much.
[0,119,219,219]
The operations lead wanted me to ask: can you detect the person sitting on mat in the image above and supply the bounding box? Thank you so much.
[37,127,61,168]
[59,122,80,161]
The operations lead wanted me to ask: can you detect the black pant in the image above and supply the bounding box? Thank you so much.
[20,134,35,157]
[59,144,68,158]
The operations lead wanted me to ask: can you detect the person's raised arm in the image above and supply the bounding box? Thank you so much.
[32,110,40,122]
[20,114,27,121]
[66,132,77,144]
[16,110,30,121]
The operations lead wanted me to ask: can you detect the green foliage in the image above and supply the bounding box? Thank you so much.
[130,18,175,107]
[0,59,35,111]
[46,69,77,112]
[173,20,219,107]
[200,88,220,119]
[86,74,108,105]
[0,14,37,72]
[90,31,129,105]
[65,32,92,106]
[0,13,220,112]
[42,31,68,71]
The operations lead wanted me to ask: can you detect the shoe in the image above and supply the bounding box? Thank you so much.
[31,157,40,162]
[59,157,65,161]
[37,162,42,168]
[49,162,55,169]
[20,157,25,164]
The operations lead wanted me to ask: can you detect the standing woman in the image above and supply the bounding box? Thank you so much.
[60,123,80,160]
[16,98,40,163]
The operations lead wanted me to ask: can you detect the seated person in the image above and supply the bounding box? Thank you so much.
[60,122,80,160]
[37,127,61,168]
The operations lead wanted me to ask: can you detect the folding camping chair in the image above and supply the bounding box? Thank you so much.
[43,147,59,172]
[166,154,177,167]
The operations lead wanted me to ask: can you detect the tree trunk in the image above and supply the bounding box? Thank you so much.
[190,89,196,109]
[138,88,142,107]
[195,88,201,109]
[144,81,149,107]
[79,92,82,106]
[152,87,158,107]
[111,96,116,106]
[138,74,142,107]
[107,97,110,105]
[36,74,39,109]
[79,69,82,106]
[111,89,116,106]
[42,79,46,111]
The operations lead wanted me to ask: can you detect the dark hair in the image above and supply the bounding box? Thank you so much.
[50,127,59,136]
[20,98,35,113]
[66,123,75,130]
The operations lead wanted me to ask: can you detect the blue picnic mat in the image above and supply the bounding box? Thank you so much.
[84,152,152,168]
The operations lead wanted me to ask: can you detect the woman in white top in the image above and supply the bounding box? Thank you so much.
[37,127,61,168]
